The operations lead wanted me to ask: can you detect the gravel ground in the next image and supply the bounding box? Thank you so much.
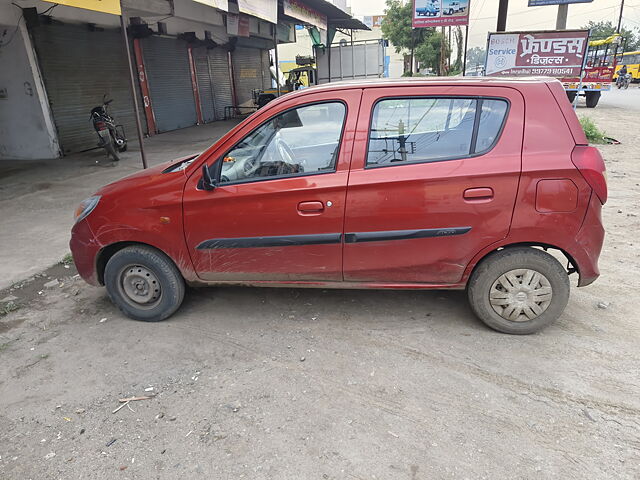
[0,99,639,479]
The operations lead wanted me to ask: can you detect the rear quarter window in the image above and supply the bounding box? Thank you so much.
[366,97,509,167]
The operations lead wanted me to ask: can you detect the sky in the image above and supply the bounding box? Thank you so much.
[348,0,640,48]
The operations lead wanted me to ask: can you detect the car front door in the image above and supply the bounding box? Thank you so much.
[343,85,524,284]
[183,89,361,282]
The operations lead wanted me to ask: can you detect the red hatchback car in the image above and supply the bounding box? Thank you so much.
[70,78,606,334]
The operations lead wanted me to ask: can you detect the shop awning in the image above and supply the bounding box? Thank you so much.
[283,0,370,31]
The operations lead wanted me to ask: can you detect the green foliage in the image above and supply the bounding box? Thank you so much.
[60,252,74,265]
[582,20,640,51]
[465,46,486,70]
[382,0,448,74]
[579,116,606,144]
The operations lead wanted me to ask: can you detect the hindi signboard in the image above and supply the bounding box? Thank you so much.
[528,0,592,6]
[412,0,470,28]
[485,30,589,78]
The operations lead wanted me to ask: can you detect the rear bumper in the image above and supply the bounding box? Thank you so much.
[573,193,605,287]
[70,219,101,286]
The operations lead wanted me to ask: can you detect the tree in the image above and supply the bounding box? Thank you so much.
[465,46,486,73]
[415,30,450,75]
[581,20,640,51]
[452,26,463,73]
[381,0,447,75]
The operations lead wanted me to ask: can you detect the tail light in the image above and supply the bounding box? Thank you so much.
[571,145,607,204]
[94,121,107,130]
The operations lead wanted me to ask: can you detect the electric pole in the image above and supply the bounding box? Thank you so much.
[617,0,625,33]
[497,0,508,31]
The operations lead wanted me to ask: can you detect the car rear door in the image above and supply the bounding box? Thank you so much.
[182,89,361,282]
[343,85,524,284]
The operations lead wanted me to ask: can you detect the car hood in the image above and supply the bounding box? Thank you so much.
[95,153,199,197]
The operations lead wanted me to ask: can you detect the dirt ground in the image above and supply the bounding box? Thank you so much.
[1,98,639,479]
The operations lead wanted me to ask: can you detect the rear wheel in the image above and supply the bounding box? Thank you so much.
[103,136,120,161]
[467,247,570,334]
[585,91,601,108]
[104,245,185,322]
[566,91,577,103]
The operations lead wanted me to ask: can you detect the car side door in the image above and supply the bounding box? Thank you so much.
[182,89,361,282]
[343,85,524,285]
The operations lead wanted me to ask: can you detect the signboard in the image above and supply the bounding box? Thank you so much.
[284,0,328,31]
[193,0,229,12]
[43,0,120,15]
[528,0,592,6]
[485,30,589,78]
[412,0,470,28]
[238,0,277,24]
[363,15,386,28]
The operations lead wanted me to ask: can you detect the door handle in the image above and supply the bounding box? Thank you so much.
[297,201,325,214]
[463,187,494,202]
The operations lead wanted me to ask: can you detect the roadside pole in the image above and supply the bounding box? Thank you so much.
[556,4,568,30]
[462,25,469,76]
[573,38,590,110]
[119,6,148,169]
[497,0,508,31]
[273,26,281,96]
[616,0,625,33]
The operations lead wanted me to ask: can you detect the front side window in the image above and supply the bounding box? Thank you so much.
[219,102,346,184]
[366,97,508,167]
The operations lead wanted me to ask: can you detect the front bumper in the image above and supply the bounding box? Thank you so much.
[70,219,101,286]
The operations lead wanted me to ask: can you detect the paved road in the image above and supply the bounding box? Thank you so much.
[597,84,640,111]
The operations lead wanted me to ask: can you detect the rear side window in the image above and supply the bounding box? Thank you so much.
[366,97,508,167]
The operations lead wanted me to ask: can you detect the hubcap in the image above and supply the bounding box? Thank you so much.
[119,265,161,307]
[489,269,553,322]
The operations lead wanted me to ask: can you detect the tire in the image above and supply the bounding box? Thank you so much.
[585,91,601,108]
[566,91,576,103]
[104,245,185,322]
[117,142,128,153]
[103,137,120,161]
[467,247,570,334]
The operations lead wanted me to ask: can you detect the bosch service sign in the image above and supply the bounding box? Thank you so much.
[485,30,589,78]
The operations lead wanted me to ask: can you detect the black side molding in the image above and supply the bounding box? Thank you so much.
[196,233,342,250]
[344,227,471,244]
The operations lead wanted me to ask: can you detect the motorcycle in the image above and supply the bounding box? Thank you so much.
[90,95,127,161]
[616,73,631,90]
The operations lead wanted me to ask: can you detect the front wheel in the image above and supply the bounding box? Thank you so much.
[585,91,601,108]
[467,247,570,334]
[104,245,185,322]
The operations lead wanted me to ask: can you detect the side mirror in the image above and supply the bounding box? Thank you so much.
[201,164,217,191]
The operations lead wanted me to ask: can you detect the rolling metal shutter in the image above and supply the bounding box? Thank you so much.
[209,48,233,120]
[193,47,216,123]
[30,22,141,154]
[142,36,196,132]
[232,47,265,107]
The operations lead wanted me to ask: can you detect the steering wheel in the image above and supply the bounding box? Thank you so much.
[275,137,296,165]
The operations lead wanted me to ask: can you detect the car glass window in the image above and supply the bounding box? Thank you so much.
[367,98,476,166]
[219,102,346,184]
[475,99,508,153]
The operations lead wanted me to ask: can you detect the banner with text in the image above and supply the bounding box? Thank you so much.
[528,0,592,6]
[238,0,277,24]
[485,30,589,78]
[412,0,470,27]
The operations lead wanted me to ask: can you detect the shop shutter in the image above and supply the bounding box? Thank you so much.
[209,48,233,120]
[232,47,264,107]
[262,49,272,89]
[192,47,216,124]
[30,22,143,154]
[142,36,196,132]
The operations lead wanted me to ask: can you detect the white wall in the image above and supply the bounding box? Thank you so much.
[0,3,59,160]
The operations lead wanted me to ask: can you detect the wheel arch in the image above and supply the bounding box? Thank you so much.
[464,242,579,286]
[96,241,180,286]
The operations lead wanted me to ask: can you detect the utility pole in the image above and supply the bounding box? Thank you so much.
[556,3,568,30]
[616,0,625,33]
[497,0,508,32]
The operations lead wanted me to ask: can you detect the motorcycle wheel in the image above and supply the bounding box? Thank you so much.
[117,142,128,153]
[104,137,120,161]
[624,82,629,90]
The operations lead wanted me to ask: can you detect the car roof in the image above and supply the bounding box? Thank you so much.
[305,76,558,92]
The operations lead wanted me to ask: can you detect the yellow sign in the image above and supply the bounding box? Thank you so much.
[43,0,121,15]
